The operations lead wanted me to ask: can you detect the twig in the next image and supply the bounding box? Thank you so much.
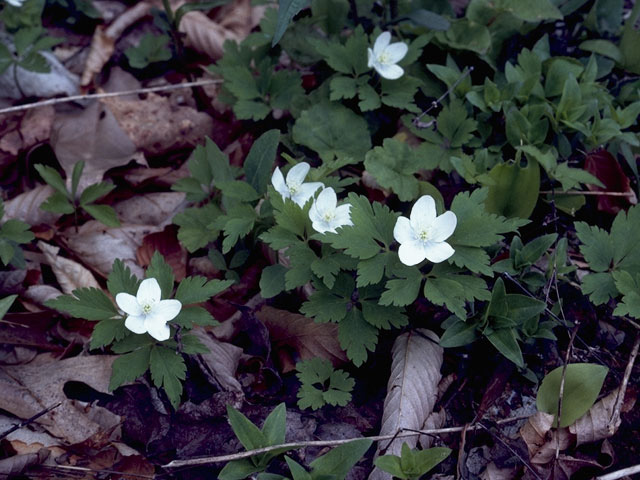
[609,332,640,434]
[0,402,62,441]
[539,190,635,197]
[36,464,155,479]
[595,463,640,480]
[0,79,223,115]
[555,323,580,460]
[413,66,474,128]
[163,415,530,468]
[477,422,542,480]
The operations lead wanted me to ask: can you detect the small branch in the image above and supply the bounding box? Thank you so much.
[0,402,62,441]
[0,79,223,115]
[609,332,640,434]
[555,323,580,460]
[163,415,530,468]
[539,190,636,197]
[37,464,155,479]
[596,463,640,480]
[477,422,541,480]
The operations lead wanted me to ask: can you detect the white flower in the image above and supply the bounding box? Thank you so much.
[309,187,353,234]
[116,278,182,342]
[271,162,324,207]
[5,0,25,7]
[393,195,457,266]
[367,31,408,80]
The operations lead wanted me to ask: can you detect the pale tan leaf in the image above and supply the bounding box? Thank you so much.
[520,411,573,465]
[37,241,100,293]
[480,462,518,480]
[418,409,446,449]
[0,354,120,444]
[113,192,186,226]
[369,329,443,480]
[0,449,50,476]
[19,106,55,149]
[192,328,243,394]
[61,221,162,278]
[2,185,61,226]
[51,101,137,193]
[255,306,348,370]
[23,285,63,307]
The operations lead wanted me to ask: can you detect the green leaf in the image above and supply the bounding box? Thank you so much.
[285,457,312,480]
[234,100,271,121]
[380,76,421,113]
[272,0,310,46]
[174,204,222,252]
[0,44,13,76]
[364,139,421,202]
[357,83,381,111]
[221,207,258,254]
[39,191,74,215]
[173,306,217,328]
[226,404,268,451]
[79,182,115,205]
[296,358,354,410]
[579,39,623,63]
[0,295,17,320]
[284,244,316,289]
[300,289,350,323]
[46,288,119,320]
[486,329,524,368]
[261,402,287,446]
[516,233,558,267]
[181,333,210,354]
[107,259,140,298]
[440,319,479,348]
[174,0,229,26]
[424,272,490,319]
[149,346,186,409]
[219,459,265,480]
[380,269,422,307]
[82,204,120,227]
[109,346,152,391]
[406,9,450,30]
[537,363,608,427]
[581,272,618,305]
[612,271,640,318]
[0,219,34,244]
[360,300,408,330]
[292,102,371,162]
[244,130,280,195]
[309,439,372,478]
[260,264,287,298]
[621,1,640,74]
[437,100,477,148]
[145,251,175,299]
[330,76,357,101]
[484,160,540,219]
[338,308,378,366]
[70,161,84,198]
[574,222,614,272]
[175,276,233,305]
[376,444,451,479]
[89,318,129,349]
[501,0,562,22]
[125,33,172,69]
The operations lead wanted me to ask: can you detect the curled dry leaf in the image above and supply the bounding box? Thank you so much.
[418,408,446,450]
[480,462,518,480]
[176,0,264,59]
[62,221,162,278]
[0,354,120,444]
[191,328,243,394]
[137,225,187,281]
[51,101,137,193]
[101,93,214,156]
[20,106,55,150]
[38,241,100,294]
[369,329,443,480]
[255,306,348,371]
[585,149,637,214]
[81,2,152,86]
[0,448,50,477]
[113,192,186,226]
[520,411,572,465]
[2,185,61,226]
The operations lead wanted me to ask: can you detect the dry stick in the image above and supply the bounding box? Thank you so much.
[0,79,223,116]
[555,323,580,461]
[162,415,531,469]
[595,463,640,480]
[608,332,640,435]
[0,402,62,441]
[36,464,155,479]
[539,190,636,197]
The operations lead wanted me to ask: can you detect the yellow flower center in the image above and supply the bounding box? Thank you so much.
[378,51,391,65]
[142,303,153,314]
[288,181,301,195]
[323,211,335,223]
[418,227,432,242]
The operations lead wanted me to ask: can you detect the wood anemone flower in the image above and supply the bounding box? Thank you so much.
[271,162,324,207]
[309,187,353,234]
[367,31,409,80]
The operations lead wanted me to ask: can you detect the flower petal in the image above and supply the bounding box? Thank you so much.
[423,241,455,263]
[316,187,337,210]
[430,211,457,242]
[311,218,331,234]
[125,314,147,334]
[155,299,182,321]
[286,162,310,185]
[293,182,323,206]
[398,240,427,266]
[367,48,374,68]
[137,278,161,305]
[116,292,142,316]
[373,31,391,56]
[410,195,437,231]
[374,63,404,80]
[384,42,408,63]
[271,167,288,198]
[145,320,171,342]
[393,216,414,245]
[333,204,353,228]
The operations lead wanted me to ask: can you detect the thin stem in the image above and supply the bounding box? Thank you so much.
[413,66,474,127]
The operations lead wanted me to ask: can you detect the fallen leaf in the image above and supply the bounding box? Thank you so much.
[136,225,187,281]
[23,285,63,309]
[585,149,637,214]
[2,185,61,226]
[0,354,120,444]
[0,448,50,477]
[19,106,55,149]
[520,411,573,465]
[480,462,518,480]
[191,328,243,394]
[50,101,138,192]
[38,241,100,293]
[113,192,186,226]
[369,329,443,480]
[255,306,348,371]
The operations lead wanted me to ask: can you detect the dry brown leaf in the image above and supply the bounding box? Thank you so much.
[192,328,243,394]
[2,185,61,226]
[419,409,446,450]
[23,285,63,308]
[177,0,264,59]
[113,192,186,226]
[38,241,100,293]
[81,3,152,86]
[369,329,443,480]
[255,306,348,371]
[0,449,50,477]
[520,411,573,465]
[0,414,62,455]
[101,93,214,156]
[137,225,187,281]
[0,354,120,444]
[480,462,518,480]
[20,106,55,149]
[51,101,138,192]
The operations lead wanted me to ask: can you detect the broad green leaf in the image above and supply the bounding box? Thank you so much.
[89,318,129,349]
[309,439,373,478]
[296,358,353,410]
[501,0,562,22]
[219,458,265,480]
[0,219,34,244]
[175,276,233,305]
[173,306,217,328]
[406,9,450,30]
[364,139,421,202]
[79,182,115,205]
[46,288,118,320]
[440,319,479,348]
[338,308,378,366]
[621,1,640,74]
[516,233,558,267]
[125,33,172,68]
[486,329,524,368]
[173,204,222,252]
[537,363,608,427]
[484,160,540,219]
[145,251,175,299]
[149,346,186,409]
[70,161,84,198]
[40,191,74,215]
[0,295,17,320]
[107,259,140,298]
[579,39,623,63]
[285,457,312,480]
[330,76,357,101]
[244,130,280,195]
[260,264,287,298]
[82,204,120,227]
[612,271,640,318]
[180,333,210,354]
[300,289,350,323]
[262,403,287,445]
[226,404,267,451]
[109,346,152,391]
[272,0,310,46]
[581,272,618,305]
